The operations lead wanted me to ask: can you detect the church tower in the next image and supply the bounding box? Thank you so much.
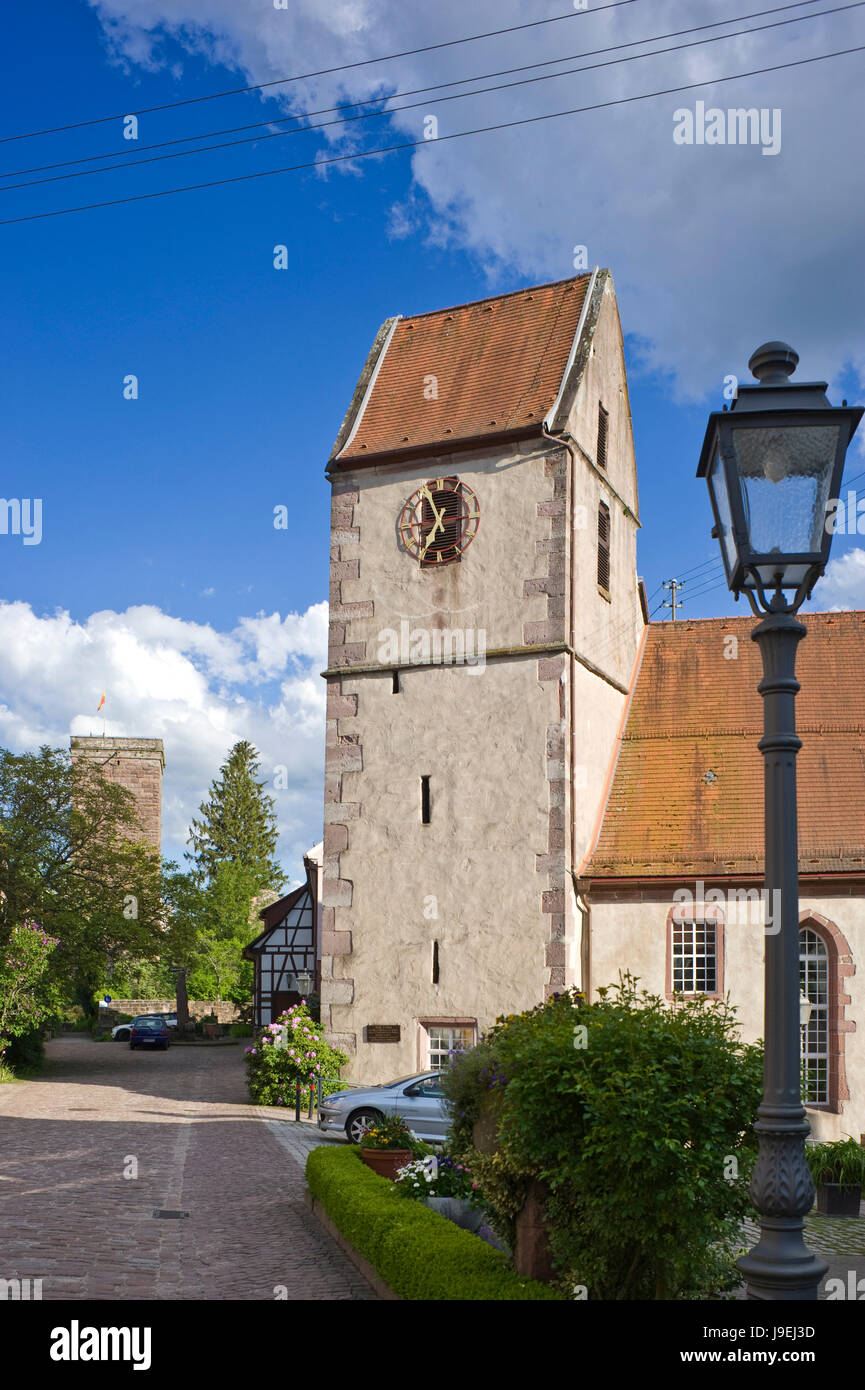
[321,269,644,1079]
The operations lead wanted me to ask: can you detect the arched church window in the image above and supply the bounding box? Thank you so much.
[798,913,854,1113]
[799,928,829,1104]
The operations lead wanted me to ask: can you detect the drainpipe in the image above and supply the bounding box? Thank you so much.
[544,424,579,989]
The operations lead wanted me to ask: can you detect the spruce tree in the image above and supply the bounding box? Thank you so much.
[186,741,284,892]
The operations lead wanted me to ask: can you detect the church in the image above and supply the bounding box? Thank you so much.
[319,267,865,1146]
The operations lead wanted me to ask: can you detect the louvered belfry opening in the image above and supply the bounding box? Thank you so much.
[420,476,463,566]
[597,501,611,591]
[597,402,609,469]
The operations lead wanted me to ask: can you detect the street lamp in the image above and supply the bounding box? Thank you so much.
[697,341,862,1301]
[296,970,313,997]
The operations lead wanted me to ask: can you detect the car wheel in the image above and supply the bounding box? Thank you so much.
[129,1042,136,1050]
[115,1029,130,1041]
[346,1109,383,1145]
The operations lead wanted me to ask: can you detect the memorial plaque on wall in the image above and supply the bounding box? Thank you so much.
[366,1024,401,1043]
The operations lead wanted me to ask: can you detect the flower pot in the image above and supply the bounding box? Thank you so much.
[204,1022,219,1039]
[360,1148,413,1181]
[425,1196,486,1233]
[816,1182,862,1216]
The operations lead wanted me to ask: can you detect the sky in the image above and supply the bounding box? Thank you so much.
[1,0,864,877]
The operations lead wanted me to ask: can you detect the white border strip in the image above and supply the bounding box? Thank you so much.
[336,315,402,460]
[543,265,598,432]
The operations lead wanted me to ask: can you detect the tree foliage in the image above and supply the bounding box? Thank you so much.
[186,741,283,892]
[442,976,764,1299]
[0,746,164,1001]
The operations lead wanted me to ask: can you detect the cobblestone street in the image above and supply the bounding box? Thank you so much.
[0,1036,374,1301]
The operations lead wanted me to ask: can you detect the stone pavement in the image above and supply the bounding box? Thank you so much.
[739,1210,865,1300]
[0,1036,374,1301]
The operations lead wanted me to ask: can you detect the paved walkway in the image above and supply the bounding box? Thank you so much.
[739,1210,865,1300]
[0,1036,374,1301]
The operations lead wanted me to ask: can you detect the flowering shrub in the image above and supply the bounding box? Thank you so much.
[394,1152,481,1202]
[244,1001,348,1107]
[0,923,61,1066]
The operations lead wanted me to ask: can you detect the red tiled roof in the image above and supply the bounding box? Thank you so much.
[586,612,865,878]
[336,275,590,463]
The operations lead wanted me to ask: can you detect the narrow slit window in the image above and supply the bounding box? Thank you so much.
[432,940,439,984]
[597,402,609,470]
[392,670,400,693]
[421,775,431,824]
[597,501,611,592]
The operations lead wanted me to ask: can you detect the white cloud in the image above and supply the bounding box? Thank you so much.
[0,599,328,878]
[813,547,865,611]
[85,0,865,400]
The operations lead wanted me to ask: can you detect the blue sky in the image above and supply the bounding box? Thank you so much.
[2,0,864,875]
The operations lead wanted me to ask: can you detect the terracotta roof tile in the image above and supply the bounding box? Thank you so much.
[587,612,865,878]
[337,275,590,463]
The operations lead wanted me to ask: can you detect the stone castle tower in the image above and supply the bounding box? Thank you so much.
[69,736,164,851]
[320,269,645,1080]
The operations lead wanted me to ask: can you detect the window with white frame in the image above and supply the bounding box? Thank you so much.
[671,919,717,994]
[800,928,829,1105]
[425,1024,476,1071]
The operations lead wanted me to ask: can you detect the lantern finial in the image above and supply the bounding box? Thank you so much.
[748,341,799,385]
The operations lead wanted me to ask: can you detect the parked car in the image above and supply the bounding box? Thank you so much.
[318,1071,450,1144]
[129,1016,171,1051]
[113,1012,177,1041]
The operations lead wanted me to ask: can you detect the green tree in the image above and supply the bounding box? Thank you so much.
[186,741,284,892]
[186,861,262,1003]
[0,746,165,1012]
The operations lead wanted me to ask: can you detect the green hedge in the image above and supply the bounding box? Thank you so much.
[305,1146,563,1301]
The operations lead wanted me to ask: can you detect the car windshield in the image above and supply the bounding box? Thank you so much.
[380,1073,435,1088]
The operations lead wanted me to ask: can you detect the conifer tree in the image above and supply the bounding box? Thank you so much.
[186,741,284,892]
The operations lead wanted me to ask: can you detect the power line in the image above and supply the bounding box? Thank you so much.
[1,40,861,227]
[673,556,726,581]
[0,0,648,145]
[0,0,841,183]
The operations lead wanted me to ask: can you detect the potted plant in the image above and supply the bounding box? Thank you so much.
[201,1012,219,1039]
[393,1151,486,1232]
[806,1138,865,1216]
[359,1113,416,1180]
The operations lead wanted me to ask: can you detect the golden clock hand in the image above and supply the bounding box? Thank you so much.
[421,485,446,540]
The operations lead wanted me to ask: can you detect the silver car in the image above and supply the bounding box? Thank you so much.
[318,1071,450,1144]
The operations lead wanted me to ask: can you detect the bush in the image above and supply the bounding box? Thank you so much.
[439,1034,505,1154]
[3,1030,45,1074]
[245,1002,347,1106]
[444,975,763,1299]
[806,1138,865,1187]
[306,1146,562,1300]
[229,1022,254,1038]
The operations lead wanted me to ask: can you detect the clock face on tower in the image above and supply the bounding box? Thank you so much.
[398,476,480,566]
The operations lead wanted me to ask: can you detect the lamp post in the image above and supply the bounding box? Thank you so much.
[697,341,862,1300]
